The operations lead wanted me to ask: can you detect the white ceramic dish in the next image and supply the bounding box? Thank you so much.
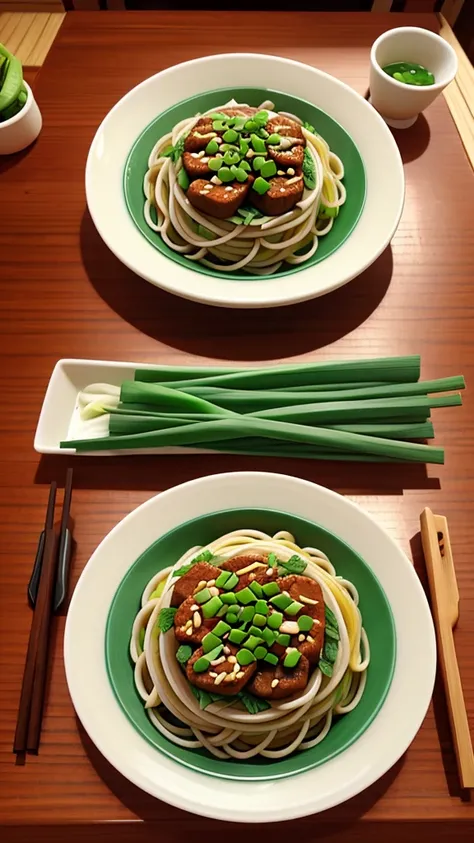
[370,27,458,129]
[86,53,404,309]
[34,357,275,456]
[0,81,42,155]
[64,472,436,822]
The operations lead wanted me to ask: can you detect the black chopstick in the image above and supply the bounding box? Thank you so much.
[54,468,74,612]
[13,482,57,754]
[26,469,74,753]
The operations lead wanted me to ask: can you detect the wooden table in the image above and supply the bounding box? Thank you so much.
[1,10,473,842]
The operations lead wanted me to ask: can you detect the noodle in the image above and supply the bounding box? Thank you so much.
[142,100,346,274]
[130,528,369,760]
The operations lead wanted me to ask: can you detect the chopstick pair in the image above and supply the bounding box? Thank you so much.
[13,469,73,756]
[420,508,474,790]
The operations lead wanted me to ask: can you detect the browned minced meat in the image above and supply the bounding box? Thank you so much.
[220,555,277,591]
[266,115,305,142]
[186,644,256,696]
[187,179,251,220]
[248,655,310,700]
[170,561,222,608]
[184,117,219,153]
[174,595,218,645]
[277,575,326,664]
[250,174,304,217]
[182,151,213,181]
[268,143,305,170]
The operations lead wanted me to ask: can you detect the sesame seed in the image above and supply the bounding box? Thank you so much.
[266,567,273,575]
[194,580,206,592]
[223,646,231,655]
[211,655,226,666]
[287,167,295,176]
[306,634,314,642]
[214,671,226,686]
[211,176,222,185]
[277,170,284,176]
[215,137,223,144]
[209,671,218,678]
[283,591,290,598]
[280,188,285,193]
[190,604,199,611]
[186,628,193,636]
[249,573,256,580]
[225,186,233,192]
[280,620,299,635]
[209,586,220,597]
[190,153,198,158]
[228,655,237,664]
[193,611,201,628]
[207,579,216,587]
[184,620,192,629]
[298,634,305,642]
[224,673,235,683]
[197,150,205,159]
[271,679,279,688]
[314,619,321,626]
[286,176,303,185]
[236,671,245,679]
[201,157,209,163]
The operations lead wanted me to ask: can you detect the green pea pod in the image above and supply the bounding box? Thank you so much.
[0,43,23,114]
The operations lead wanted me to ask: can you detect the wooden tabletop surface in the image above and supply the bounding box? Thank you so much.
[1,10,473,842]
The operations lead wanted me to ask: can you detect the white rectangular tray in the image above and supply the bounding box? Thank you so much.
[34,358,227,456]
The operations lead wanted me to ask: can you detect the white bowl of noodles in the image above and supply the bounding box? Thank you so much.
[86,54,404,308]
[64,472,435,821]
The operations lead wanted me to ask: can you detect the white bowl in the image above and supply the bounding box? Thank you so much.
[64,471,436,822]
[370,27,458,129]
[86,53,404,309]
[0,81,42,155]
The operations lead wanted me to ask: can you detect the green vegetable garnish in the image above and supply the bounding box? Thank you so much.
[213,620,231,637]
[253,613,266,628]
[202,595,223,618]
[157,607,177,634]
[267,611,283,630]
[261,627,277,646]
[245,634,263,651]
[383,61,435,86]
[236,648,257,665]
[220,591,238,604]
[177,168,190,190]
[260,160,277,178]
[218,167,234,183]
[213,119,228,131]
[224,150,240,166]
[163,134,186,164]
[245,119,258,132]
[216,604,228,617]
[276,633,290,646]
[285,600,304,617]
[236,587,257,605]
[207,157,222,173]
[266,133,281,145]
[279,555,307,575]
[149,579,166,599]
[302,147,316,190]
[262,581,280,598]
[253,176,271,195]
[252,156,266,171]
[202,632,221,653]
[297,615,314,632]
[231,165,248,183]
[229,628,247,645]
[138,628,145,651]
[223,128,238,143]
[238,690,271,713]
[175,644,193,664]
[223,573,239,590]
[319,659,333,677]
[264,652,279,666]
[239,605,255,622]
[193,656,210,673]
[215,570,232,588]
[284,649,301,668]
[254,599,269,615]
[194,587,211,604]
[239,160,251,172]
[254,645,268,660]
[249,581,263,598]
[270,593,292,611]
[239,138,249,155]
[206,139,219,155]
[303,121,316,133]
[251,133,267,153]
[226,612,239,624]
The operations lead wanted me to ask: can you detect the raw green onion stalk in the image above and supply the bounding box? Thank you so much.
[0,43,27,122]
[61,357,466,465]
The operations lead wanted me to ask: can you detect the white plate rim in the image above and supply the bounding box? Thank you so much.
[85,53,405,309]
[64,471,435,823]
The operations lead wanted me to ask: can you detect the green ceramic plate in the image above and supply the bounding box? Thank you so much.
[123,86,366,281]
[106,507,395,781]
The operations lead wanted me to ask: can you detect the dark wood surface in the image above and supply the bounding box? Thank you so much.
[0,10,473,841]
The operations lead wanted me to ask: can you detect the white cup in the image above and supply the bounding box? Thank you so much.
[369,27,458,129]
[0,81,42,155]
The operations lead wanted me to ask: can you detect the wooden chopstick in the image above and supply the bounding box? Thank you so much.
[26,469,74,753]
[13,482,58,754]
[420,508,474,789]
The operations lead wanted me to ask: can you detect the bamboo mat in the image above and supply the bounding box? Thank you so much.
[0,11,64,67]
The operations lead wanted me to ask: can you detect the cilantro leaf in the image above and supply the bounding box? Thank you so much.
[238,691,271,714]
[325,625,340,641]
[303,121,316,134]
[175,645,193,665]
[325,604,339,632]
[237,204,264,226]
[319,658,333,677]
[302,147,316,190]
[279,555,307,575]
[174,549,216,577]
[162,134,187,164]
[190,686,232,710]
[323,639,339,664]
[157,607,177,634]
[267,552,279,568]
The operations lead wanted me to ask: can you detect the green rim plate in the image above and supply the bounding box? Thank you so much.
[123,86,367,281]
[106,507,395,781]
